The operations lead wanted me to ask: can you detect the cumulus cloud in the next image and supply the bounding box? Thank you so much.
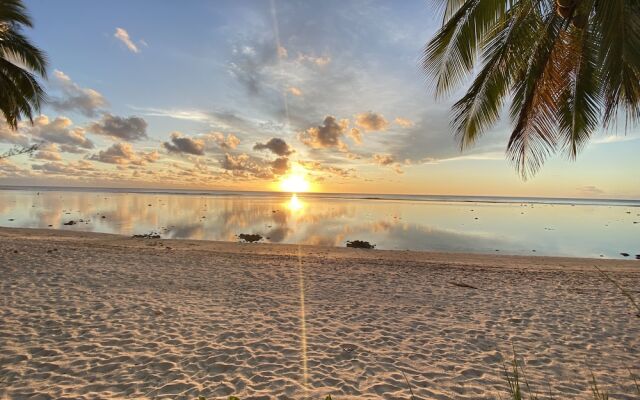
[271,157,290,175]
[298,116,349,150]
[30,115,95,151]
[220,153,276,179]
[355,111,389,132]
[394,117,414,128]
[32,143,62,161]
[253,137,294,156]
[373,153,404,174]
[88,113,148,141]
[114,28,140,53]
[90,143,158,165]
[0,121,29,145]
[163,132,205,156]
[49,70,107,117]
[203,132,241,150]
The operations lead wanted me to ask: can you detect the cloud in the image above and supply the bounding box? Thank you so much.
[90,142,158,165]
[0,121,29,145]
[579,185,605,196]
[163,132,205,156]
[394,117,414,128]
[271,157,290,175]
[373,153,404,174]
[114,28,140,53]
[88,113,148,141]
[348,128,362,145]
[30,115,95,151]
[228,39,279,95]
[203,132,241,150]
[253,137,294,156]
[220,153,275,179]
[49,70,107,117]
[591,135,640,144]
[32,143,62,161]
[288,87,303,96]
[354,111,389,132]
[298,116,349,150]
[297,53,331,66]
[31,159,97,175]
[298,160,356,178]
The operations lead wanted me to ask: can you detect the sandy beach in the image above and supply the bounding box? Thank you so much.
[0,227,638,399]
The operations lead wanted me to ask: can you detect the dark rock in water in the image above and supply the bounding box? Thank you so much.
[346,240,375,249]
[63,221,76,226]
[101,215,106,219]
[238,233,263,243]
[8,218,14,221]
[621,252,630,257]
[636,254,640,260]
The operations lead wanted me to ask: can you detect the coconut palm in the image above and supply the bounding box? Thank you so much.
[423,0,640,178]
[0,0,47,130]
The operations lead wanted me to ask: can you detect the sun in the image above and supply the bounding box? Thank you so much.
[279,173,311,193]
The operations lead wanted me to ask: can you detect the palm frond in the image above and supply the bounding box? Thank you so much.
[0,28,48,77]
[507,9,564,179]
[451,0,537,148]
[595,0,640,128]
[557,4,602,159]
[423,0,511,98]
[0,0,32,27]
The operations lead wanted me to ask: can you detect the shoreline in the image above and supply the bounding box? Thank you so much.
[1,227,639,399]
[0,226,637,271]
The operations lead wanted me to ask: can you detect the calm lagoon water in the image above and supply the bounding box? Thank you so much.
[0,187,638,259]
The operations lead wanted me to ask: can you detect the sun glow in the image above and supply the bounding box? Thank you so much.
[279,173,311,193]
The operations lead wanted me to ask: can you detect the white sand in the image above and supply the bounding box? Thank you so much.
[0,227,638,399]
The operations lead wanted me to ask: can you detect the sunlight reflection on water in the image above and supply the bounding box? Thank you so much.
[0,189,638,259]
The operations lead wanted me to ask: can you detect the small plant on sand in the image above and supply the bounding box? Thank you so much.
[631,369,640,394]
[594,265,640,318]
[501,347,543,400]
[589,371,609,400]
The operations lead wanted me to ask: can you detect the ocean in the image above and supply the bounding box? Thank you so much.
[0,186,638,259]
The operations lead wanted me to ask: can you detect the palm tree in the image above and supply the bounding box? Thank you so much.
[422,1,640,178]
[0,0,47,130]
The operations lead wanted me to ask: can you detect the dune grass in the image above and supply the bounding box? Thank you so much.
[194,350,639,400]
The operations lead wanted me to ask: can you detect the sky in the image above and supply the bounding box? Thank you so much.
[0,0,638,198]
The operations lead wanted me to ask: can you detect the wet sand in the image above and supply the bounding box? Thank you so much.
[0,227,638,399]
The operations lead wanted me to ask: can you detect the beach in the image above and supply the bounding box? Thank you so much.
[1,227,639,399]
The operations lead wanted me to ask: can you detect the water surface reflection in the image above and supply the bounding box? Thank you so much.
[0,189,638,259]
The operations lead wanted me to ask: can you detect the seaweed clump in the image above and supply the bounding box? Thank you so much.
[238,233,263,243]
[132,232,161,239]
[346,240,375,249]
